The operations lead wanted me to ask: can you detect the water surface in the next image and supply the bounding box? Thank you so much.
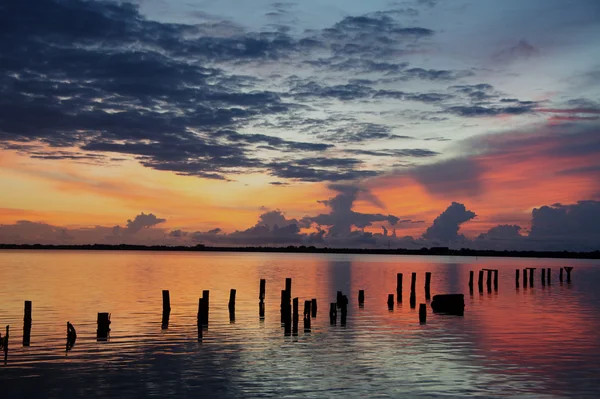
[1,251,599,398]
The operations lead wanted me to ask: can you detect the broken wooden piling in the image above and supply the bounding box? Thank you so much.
[410,272,416,308]
[493,270,498,290]
[419,303,426,324]
[259,279,266,300]
[197,298,204,340]
[201,290,210,326]
[285,278,292,296]
[2,325,8,361]
[162,290,171,329]
[565,267,573,283]
[523,268,528,287]
[311,298,317,318]
[66,322,76,352]
[541,268,546,286]
[303,300,311,331]
[387,294,394,310]
[425,272,431,300]
[358,290,365,305]
[478,270,484,292]
[340,295,348,326]
[23,301,32,346]
[97,313,111,341]
[528,268,535,287]
[293,297,299,334]
[547,268,551,285]
[559,267,563,282]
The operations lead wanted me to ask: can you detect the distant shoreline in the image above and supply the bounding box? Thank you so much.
[1,243,599,260]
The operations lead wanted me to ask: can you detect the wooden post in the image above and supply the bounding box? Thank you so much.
[547,268,551,285]
[529,268,534,287]
[259,279,266,300]
[358,290,365,305]
[292,297,299,335]
[336,291,343,308]
[396,273,403,298]
[97,313,111,341]
[410,272,416,308]
[162,290,171,329]
[23,301,32,346]
[559,267,563,282]
[303,300,311,331]
[523,269,528,288]
[541,268,546,286]
[311,298,317,318]
[285,278,292,296]
[419,303,426,324]
[229,289,236,322]
[493,270,498,290]
[329,303,337,325]
[565,267,573,283]
[468,271,474,291]
[425,272,431,300]
[66,322,77,352]
[411,272,416,293]
[486,269,492,289]
[202,290,210,326]
[2,325,8,361]
[340,295,348,326]
[478,270,484,292]
[516,269,520,287]
[387,294,394,310]
[410,292,416,308]
[197,298,204,341]
[281,290,291,324]
[259,300,265,319]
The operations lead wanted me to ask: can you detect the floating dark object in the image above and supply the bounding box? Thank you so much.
[23,301,32,346]
[66,322,76,352]
[97,313,111,341]
[430,294,465,315]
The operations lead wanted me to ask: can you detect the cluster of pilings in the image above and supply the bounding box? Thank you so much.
[468,269,499,293]
[389,272,432,310]
[515,267,573,288]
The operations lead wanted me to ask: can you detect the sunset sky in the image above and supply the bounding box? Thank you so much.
[1,0,599,250]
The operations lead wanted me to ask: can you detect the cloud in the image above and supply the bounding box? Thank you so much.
[422,202,476,243]
[408,157,485,198]
[492,39,540,63]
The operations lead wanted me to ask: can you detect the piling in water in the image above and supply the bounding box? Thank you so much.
[431,294,465,316]
[311,299,317,318]
[410,272,417,308]
[23,301,32,346]
[285,278,292,296]
[529,268,535,287]
[2,325,8,361]
[410,292,416,309]
[478,270,484,292]
[329,303,337,325]
[66,322,76,352]
[469,271,474,291]
[162,290,171,329]
[485,269,492,289]
[259,279,266,300]
[281,290,291,324]
[340,295,348,326]
[229,289,236,322]
[419,303,426,324]
[425,272,432,300]
[411,272,416,293]
[201,290,210,326]
[197,298,204,341]
[97,313,111,341]
[397,273,403,299]
[541,268,546,286]
[559,267,563,282]
[293,297,299,335]
[303,300,311,331]
[565,267,573,283]
[387,294,394,310]
[523,269,528,288]
[493,270,498,290]
[516,269,520,287]
[547,268,551,285]
[358,290,365,305]
[336,291,343,308]
[259,301,265,319]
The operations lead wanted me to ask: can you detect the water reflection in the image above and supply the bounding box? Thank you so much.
[0,251,599,398]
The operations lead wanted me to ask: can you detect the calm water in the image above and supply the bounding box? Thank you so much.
[1,250,599,398]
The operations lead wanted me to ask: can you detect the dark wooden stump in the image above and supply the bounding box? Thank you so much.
[419,303,426,324]
[229,289,236,322]
[66,322,76,352]
[523,268,528,288]
[303,300,311,331]
[431,294,465,315]
[340,295,348,326]
[468,271,474,291]
[311,298,317,318]
[358,289,365,306]
[293,297,299,335]
[97,313,111,341]
[197,298,204,341]
[516,269,520,288]
[410,292,416,308]
[559,267,563,282]
[411,272,416,293]
[425,272,431,300]
[201,290,210,326]
[259,279,266,300]
[3,325,8,361]
[493,270,498,290]
[547,268,551,285]
[336,291,343,307]
[162,290,171,329]
[285,278,292,296]
[528,268,535,287]
[281,290,291,324]
[387,294,394,310]
[23,301,32,346]
[541,268,546,286]
[478,270,484,292]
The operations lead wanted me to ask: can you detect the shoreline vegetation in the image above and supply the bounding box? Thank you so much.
[0,244,599,259]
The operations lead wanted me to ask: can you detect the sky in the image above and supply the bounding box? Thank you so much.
[1,0,600,250]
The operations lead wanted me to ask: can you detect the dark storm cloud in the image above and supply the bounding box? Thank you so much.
[422,202,476,243]
[267,159,379,182]
[409,157,485,197]
[446,105,535,117]
[317,123,412,143]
